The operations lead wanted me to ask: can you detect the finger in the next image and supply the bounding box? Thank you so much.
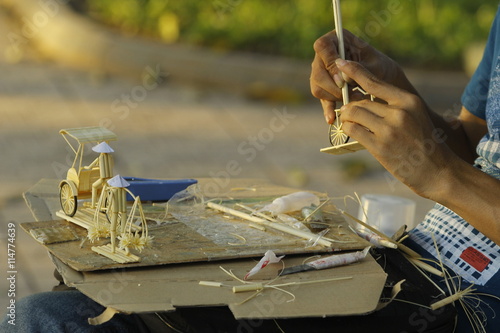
[313,31,345,87]
[340,71,356,86]
[342,99,388,119]
[340,103,384,135]
[341,121,375,148]
[335,59,405,104]
[320,99,336,124]
[314,52,345,92]
[310,54,342,100]
[311,84,342,101]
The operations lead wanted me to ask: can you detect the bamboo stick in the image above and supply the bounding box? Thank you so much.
[207,202,332,247]
[341,210,421,258]
[406,256,444,277]
[233,283,264,293]
[332,0,349,106]
[430,285,475,310]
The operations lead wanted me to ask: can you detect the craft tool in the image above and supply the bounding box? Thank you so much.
[279,247,370,275]
[329,0,350,146]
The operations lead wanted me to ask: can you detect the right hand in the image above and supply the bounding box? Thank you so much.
[310,30,413,124]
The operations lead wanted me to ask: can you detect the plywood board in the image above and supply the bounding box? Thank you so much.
[21,208,369,272]
[22,178,370,272]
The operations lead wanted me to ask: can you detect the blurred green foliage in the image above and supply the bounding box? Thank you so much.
[85,0,498,69]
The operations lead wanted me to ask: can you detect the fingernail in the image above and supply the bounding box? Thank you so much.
[333,74,345,89]
[325,114,334,124]
[335,58,347,67]
[341,71,350,83]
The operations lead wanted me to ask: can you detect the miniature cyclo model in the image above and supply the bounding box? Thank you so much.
[58,126,117,217]
[56,126,197,263]
[58,126,198,218]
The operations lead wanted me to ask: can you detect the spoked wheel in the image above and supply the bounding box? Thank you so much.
[60,181,77,217]
[329,123,349,146]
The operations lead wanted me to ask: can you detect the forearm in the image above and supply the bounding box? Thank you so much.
[431,156,500,245]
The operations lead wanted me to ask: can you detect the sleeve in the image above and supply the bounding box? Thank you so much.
[461,6,500,120]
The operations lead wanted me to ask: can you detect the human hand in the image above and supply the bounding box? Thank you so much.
[335,59,454,199]
[310,30,412,124]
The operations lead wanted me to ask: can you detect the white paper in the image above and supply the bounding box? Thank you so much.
[244,250,284,280]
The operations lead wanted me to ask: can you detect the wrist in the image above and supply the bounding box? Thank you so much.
[424,153,472,206]
[417,146,462,203]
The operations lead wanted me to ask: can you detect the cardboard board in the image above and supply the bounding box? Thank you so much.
[21,178,387,319]
[49,250,387,319]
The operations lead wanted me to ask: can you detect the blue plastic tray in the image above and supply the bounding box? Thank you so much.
[125,177,197,202]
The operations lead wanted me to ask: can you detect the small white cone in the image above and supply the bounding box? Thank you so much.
[92,142,114,153]
[107,175,130,188]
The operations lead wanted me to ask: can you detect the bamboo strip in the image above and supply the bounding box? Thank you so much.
[88,307,120,326]
[332,0,349,106]
[91,244,140,263]
[233,283,264,293]
[207,202,332,247]
[236,203,340,243]
[430,285,475,310]
[341,210,421,258]
[199,281,224,288]
[407,256,444,277]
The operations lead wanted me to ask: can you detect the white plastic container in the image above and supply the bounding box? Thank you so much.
[357,194,416,237]
[261,191,320,215]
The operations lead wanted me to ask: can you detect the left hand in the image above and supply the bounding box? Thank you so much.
[310,30,414,124]
[335,59,455,198]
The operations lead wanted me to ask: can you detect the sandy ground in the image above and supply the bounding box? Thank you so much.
[0,19,470,320]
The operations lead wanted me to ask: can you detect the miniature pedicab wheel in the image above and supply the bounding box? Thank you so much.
[59,180,78,217]
[329,123,349,146]
[104,192,122,223]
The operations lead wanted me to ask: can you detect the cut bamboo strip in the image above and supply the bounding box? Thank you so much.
[340,210,421,258]
[406,256,444,277]
[207,202,332,247]
[430,285,475,310]
[88,307,120,326]
[237,203,338,244]
[199,281,225,288]
[233,283,264,293]
[56,210,94,230]
[91,244,140,263]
